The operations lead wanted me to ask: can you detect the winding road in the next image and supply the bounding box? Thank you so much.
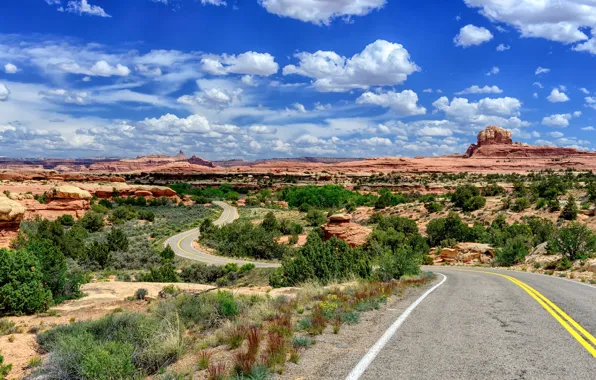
[164,201,280,268]
[340,266,596,380]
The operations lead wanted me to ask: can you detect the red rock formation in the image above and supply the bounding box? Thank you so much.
[465,126,512,157]
[188,155,216,167]
[322,214,372,247]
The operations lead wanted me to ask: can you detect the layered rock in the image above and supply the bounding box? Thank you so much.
[432,242,495,264]
[188,155,217,167]
[0,195,26,224]
[322,214,372,247]
[50,185,92,200]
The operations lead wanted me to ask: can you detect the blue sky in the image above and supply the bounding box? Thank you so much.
[0,0,595,159]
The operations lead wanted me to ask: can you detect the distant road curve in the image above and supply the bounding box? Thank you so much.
[165,200,281,268]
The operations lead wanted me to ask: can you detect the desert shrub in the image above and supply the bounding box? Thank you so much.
[548,222,596,260]
[281,185,377,209]
[451,184,486,211]
[305,209,327,227]
[374,246,421,281]
[531,175,568,200]
[37,312,183,377]
[109,206,137,225]
[135,288,148,300]
[56,214,75,227]
[0,353,12,380]
[0,248,53,315]
[368,212,384,225]
[279,219,304,235]
[180,263,226,284]
[548,198,561,212]
[239,263,255,273]
[86,241,113,269]
[98,199,113,209]
[374,189,406,209]
[106,228,129,252]
[261,212,279,232]
[524,216,556,246]
[137,210,155,222]
[482,183,506,196]
[80,212,105,232]
[142,262,179,283]
[424,202,443,213]
[0,319,16,336]
[511,197,531,212]
[426,212,476,247]
[273,232,371,287]
[535,198,547,210]
[560,195,578,220]
[493,236,531,266]
[200,221,289,260]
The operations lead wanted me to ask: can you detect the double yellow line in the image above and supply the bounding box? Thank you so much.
[467,270,596,358]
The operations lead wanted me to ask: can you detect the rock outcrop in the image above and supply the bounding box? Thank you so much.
[322,214,372,247]
[432,242,495,264]
[188,156,216,167]
[0,195,26,224]
[50,185,92,200]
[465,126,512,157]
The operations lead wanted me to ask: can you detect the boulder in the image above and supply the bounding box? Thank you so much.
[50,185,92,200]
[322,214,372,247]
[477,126,513,146]
[434,242,494,264]
[0,197,26,223]
[585,258,596,273]
[524,242,561,267]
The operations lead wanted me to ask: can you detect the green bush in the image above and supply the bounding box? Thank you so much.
[135,288,148,300]
[374,189,406,209]
[424,202,443,213]
[137,210,155,222]
[482,183,506,196]
[80,212,105,232]
[374,246,421,281]
[239,263,256,273]
[0,353,12,380]
[426,212,475,247]
[279,219,304,235]
[559,195,578,220]
[281,185,377,209]
[274,233,371,286]
[548,222,596,261]
[305,209,327,227]
[261,212,279,232]
[180,263,225,284]
[106,228,129,252]
[511,197,531,212]
[493,236,531,266]
[0,248,53,315]
[451,185,486,211]
[216,291,238,317]
[56,214,75,227]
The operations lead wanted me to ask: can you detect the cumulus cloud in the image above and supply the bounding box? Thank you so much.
[535,66,550,75]
[550,131,564,138]
[66,0,111,17]
[356,90,426,116]
[486,66,499,75]
[0,83,9,101]
[542,113,573,127]
[177,88,242,110]
[417,126,453,137]
[241,75,257,86]
[496,43,510,51]
[573,37,596,54]
[582,126,595,131]
[463,0,595,44]
[258,0,386,25]
[547,88,570,103]
[59,60,131,77]
[201,51,279,76]
[202,0,227,6]
[586,97,596,109]
[580,88,590,94]
[453,24,493,47]
[455,85,503,95]
[4,63,17,74]
[433,96,522,118]
[283,40,419,92]
[249,125,278,134]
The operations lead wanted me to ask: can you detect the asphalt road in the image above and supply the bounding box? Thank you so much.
[349,267,596,380]
[164,201,280,268]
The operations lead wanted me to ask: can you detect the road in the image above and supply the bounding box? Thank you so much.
[347,266,596,379]
[164,201,280,268]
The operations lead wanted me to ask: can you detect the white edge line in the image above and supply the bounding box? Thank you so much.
[345,273,447,380]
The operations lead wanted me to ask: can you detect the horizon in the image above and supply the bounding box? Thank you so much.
[1,1,595,160]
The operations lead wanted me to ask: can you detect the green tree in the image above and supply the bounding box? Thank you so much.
[560,195,578,220]
[305,209,327,227]
[80,212,105,232]
[56,214,75,226]
[493,236,531,267]
[261,211,279,232]
[86,241,112,269]
[426,212,472,247]
[0,248,53,315]
[451,185,486,212]
[106,228,129,252]
[548,222,596,261]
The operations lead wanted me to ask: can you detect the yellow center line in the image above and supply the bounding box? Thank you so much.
[454,269,596,358]
[175,204,232,256]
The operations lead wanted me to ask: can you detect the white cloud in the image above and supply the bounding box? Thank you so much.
[496,43,510,51]
[0,83,9,101]
[432,96,527,130]
[283,40,419,92]
[573,111,582,117]
[356,89,426,116]
[542,113,572,127]
[4,63,17,74]
[177,88,242,110]
[66,0,111,17]
[59,60,131,77]
[533,92,538,98]
[423,89,433,93]
[417,126,453,137]
[535,66,550,75]
[580,88,590,94]
[39,89,89,105]
[361,137,392,146]
[533,82,544,89]
[202,0,227,6]
[547,88,570,103]
[573,37,596,54]
[486,66,499,75]
[249,125,278,134]
[456,85,502,95]
[291,102,307,113]
[586,97,596,110]
[258,0,386,25]
[201,51,279,76]
[550,131,564,138]
[582,126,595,131]
[463,0,595,44]
[241,75,257,86]
[453,24,493,47]
[313,102,331,111]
